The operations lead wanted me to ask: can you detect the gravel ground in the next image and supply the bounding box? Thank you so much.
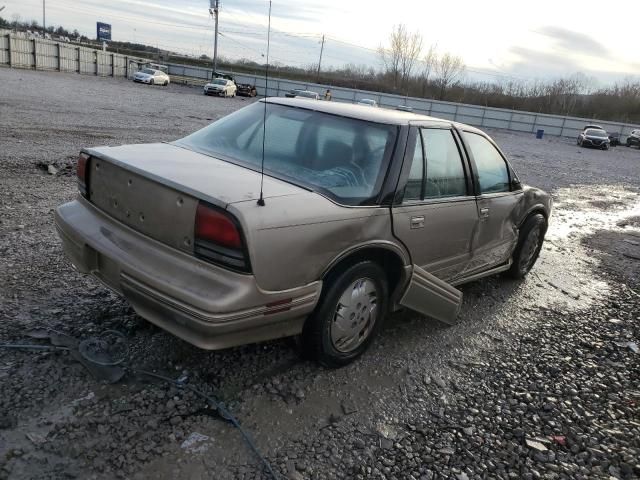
[1,68,639,480]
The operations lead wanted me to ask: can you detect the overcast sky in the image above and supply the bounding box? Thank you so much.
[4,0,639,85]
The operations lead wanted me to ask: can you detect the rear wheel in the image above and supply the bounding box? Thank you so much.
[301,261,388,367]
[507,214,547,279]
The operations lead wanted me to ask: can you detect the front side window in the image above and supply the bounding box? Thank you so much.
[463,132,510,194]
[175,102,397,205]
[402,129,467,201]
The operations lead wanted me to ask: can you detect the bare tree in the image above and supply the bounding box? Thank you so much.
[419,44,437,96]
[378,24,423,90]
[434,53,465,99]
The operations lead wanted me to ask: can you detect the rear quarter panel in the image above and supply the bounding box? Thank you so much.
[229,193,408,291]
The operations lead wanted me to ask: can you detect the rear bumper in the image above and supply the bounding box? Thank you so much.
[54,198,321,350]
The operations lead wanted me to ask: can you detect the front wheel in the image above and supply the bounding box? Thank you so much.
[507,214,547,279]
[301,261,388,367]
[150,79,154,86]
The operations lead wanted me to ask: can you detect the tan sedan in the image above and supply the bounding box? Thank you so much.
[55,98,551,366]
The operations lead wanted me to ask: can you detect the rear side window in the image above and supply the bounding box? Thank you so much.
[463,132,510,194]
[422,129,467,198]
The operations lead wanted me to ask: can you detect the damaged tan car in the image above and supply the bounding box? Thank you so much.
[55,98,552,366]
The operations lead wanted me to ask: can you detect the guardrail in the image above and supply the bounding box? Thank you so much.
[1,33,636,141]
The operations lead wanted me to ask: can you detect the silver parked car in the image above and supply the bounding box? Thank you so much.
[55,98,551,366]
[204,78,237,97]
[133,68,170,86]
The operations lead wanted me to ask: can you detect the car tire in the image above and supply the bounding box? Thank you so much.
[301,261,388,367]
[507,213,547,279]
[150,79,154,86]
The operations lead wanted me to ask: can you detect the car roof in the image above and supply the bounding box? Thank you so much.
[264,97,471,130]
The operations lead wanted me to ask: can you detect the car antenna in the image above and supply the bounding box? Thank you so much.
[257,0,272,207]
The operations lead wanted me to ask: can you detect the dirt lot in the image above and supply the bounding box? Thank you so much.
[1,68,639,480]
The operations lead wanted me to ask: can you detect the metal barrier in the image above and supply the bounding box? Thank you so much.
[0,33,147,79]
[1,33,636,140]
[162,61,637,141]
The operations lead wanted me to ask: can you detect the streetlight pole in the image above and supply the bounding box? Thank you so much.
[209,0,219,80]
[42,0,46,34]
[316,34,325,82]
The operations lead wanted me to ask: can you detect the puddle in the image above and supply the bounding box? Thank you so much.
[548,186,640,241]
[525,185,640,312]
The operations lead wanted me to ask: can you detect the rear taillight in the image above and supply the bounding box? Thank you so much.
[194,202,250,272]
[77,152,89,198]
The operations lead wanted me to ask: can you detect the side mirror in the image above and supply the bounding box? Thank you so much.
[511,178,522,190]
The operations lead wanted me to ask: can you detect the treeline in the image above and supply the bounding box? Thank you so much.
[0,15,88,41]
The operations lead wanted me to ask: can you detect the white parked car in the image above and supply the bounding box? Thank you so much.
[133,68,170,86]
[357,98,378,107]
[204,78,237,97]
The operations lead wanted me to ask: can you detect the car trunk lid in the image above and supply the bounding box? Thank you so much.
[83,142,305,255]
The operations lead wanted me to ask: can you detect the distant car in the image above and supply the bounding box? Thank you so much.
[357,99,378,107]
[237,83,258,97]
[133,68,170,86]
[577,128,610,150]
[285,89,319,100]
[396,105,413,112]
[626,130,640,148]
[204,78,237,97]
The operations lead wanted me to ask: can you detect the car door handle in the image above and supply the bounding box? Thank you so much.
[480,208,490,218]
[410,216,425,229]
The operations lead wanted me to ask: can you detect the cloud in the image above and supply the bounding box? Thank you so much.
[534,26,609,57]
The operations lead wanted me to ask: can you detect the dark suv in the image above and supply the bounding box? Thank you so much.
[627,130,640,148]
[577,128,610,150]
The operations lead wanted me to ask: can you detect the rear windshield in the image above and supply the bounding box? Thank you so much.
[174,102,398,205]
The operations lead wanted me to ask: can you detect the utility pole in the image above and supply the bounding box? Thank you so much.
[316,34,325,82]
[42,0,45,34]
[209,0,219,80]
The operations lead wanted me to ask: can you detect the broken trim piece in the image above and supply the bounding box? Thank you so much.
[399,265,462,325]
